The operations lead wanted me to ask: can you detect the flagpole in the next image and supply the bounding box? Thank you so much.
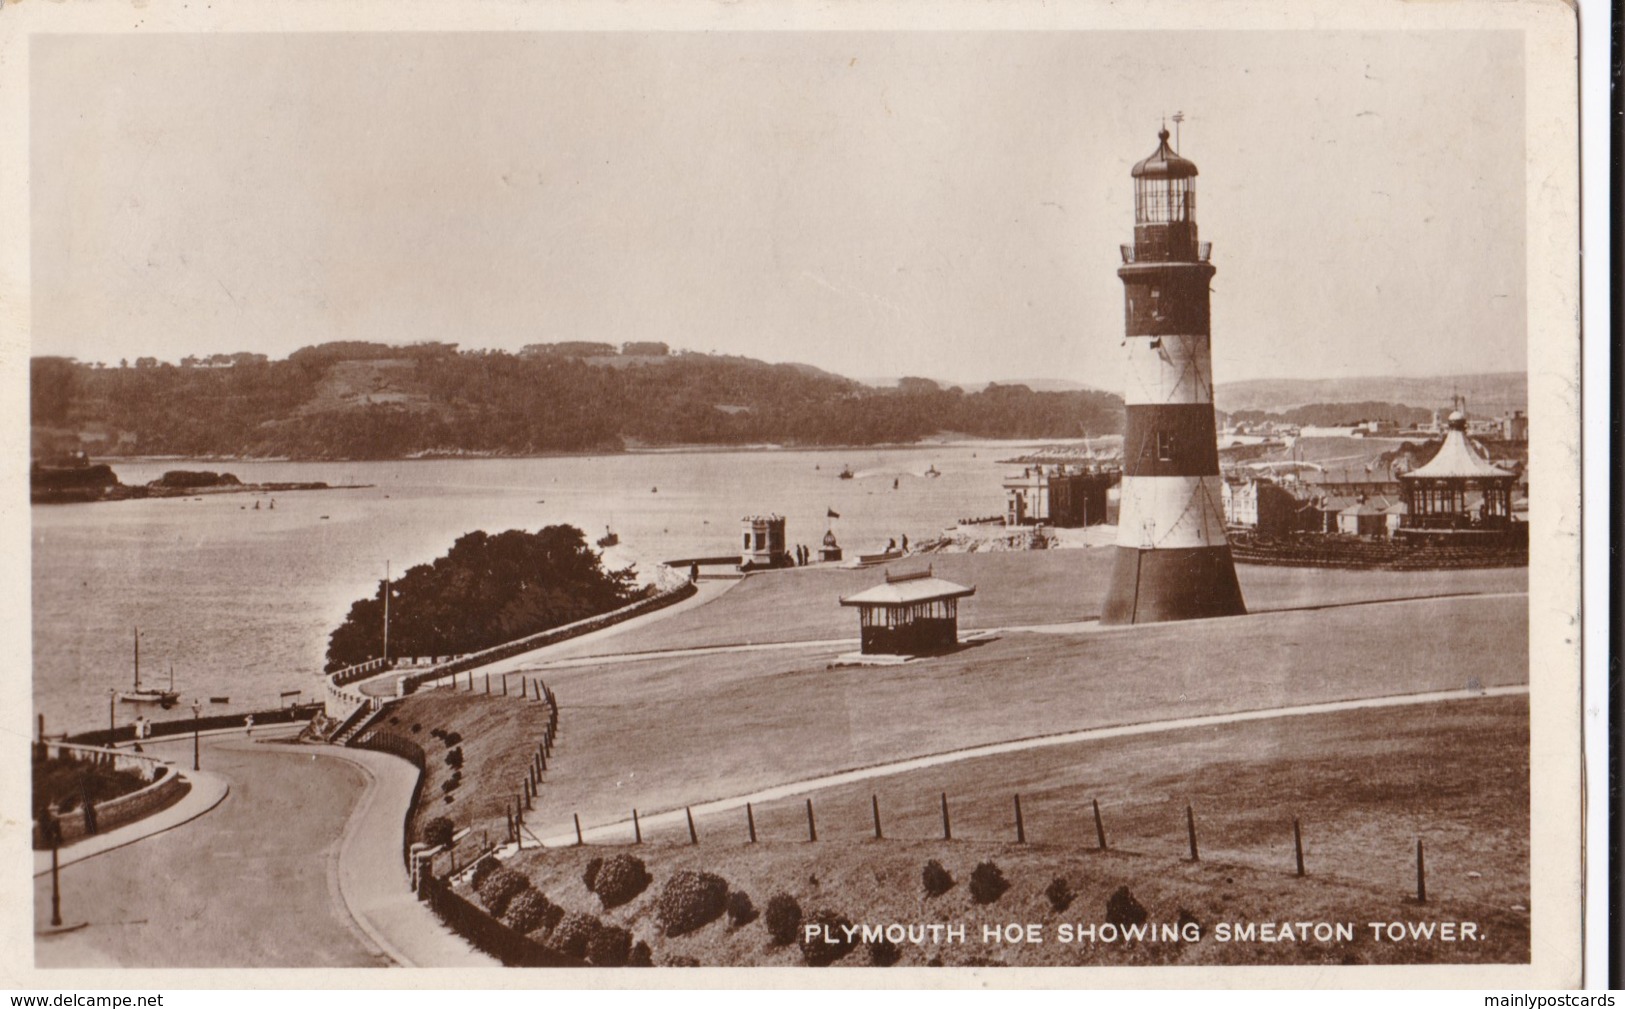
[382,560,390,663]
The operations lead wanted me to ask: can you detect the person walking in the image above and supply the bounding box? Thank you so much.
[244,713,255,737]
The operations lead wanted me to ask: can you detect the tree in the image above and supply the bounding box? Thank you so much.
[325,525,637,669]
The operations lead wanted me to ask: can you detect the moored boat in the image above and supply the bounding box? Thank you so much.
[119,630,179,707]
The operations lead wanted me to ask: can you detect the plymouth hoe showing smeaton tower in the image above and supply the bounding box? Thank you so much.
[1101,128,1247,624]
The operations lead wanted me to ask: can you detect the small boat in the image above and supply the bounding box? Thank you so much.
[838,465,855,480]
[119,631,179,707]
[597,525,619,548]
[924,464,941,478]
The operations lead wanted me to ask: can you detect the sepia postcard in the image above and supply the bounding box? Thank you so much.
[0,0,1591,991]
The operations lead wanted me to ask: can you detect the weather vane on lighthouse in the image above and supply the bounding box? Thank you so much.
[1100,123,1246,625]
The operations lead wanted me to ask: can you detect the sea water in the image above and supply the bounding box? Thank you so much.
[32,444,1038,732]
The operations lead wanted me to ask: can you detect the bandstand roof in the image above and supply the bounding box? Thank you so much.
[1402,416,1514,481]
[840,571,975,608]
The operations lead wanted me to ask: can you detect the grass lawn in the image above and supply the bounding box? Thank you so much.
[498,695,1528,966]
[591,551,1527,654]
[524,590,1525,839]
[375,690,551,851]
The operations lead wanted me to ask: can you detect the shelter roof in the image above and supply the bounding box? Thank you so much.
[840,571,976,608]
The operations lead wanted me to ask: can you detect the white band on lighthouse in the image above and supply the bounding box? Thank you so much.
[1115,474,1230,550]
[1122,333,1214,406]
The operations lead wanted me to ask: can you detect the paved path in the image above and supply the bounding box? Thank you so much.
[540,684,1529,846]
[356,578,739,696]
[308,744,496,968]
[33,731,493,968]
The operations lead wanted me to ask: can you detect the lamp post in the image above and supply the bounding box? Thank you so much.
[49,827,62,927]
[191,701,203,771]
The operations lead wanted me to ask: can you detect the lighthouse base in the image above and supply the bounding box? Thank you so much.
[1100,545,1247,625]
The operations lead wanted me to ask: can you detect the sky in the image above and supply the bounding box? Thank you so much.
[30,30,1526,388]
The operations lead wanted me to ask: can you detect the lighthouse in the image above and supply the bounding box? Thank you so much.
[1100,127,1246,625]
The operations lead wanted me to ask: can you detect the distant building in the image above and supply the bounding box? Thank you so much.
[839,568,975,656]
[1003,465,1112,528]
[740,514,791,569]
[1502,411,1528,442]
[1222,477,1315,537]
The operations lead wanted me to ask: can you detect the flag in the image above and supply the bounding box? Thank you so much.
[827,508,840,519]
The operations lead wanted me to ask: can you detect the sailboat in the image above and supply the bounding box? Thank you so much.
[597,524,619,548]
[119,629,179,707]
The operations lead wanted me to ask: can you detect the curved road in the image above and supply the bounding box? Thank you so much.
[35,733,393,969]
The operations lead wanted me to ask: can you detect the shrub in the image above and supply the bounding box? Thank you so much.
[504,889,561,935]
[440,779,458,795]
[430,728,446,740]
[582,856,604,891]
[867,937,901,967]
[798,909,856,966]
[627,940,653,967]
[968,861,1010,905]
[444,731,463,747]
[445,748,464,769]
[549,912,601,960]
[663,954,701,967]
[1105,885,1148,928]
[590,853,651,909]
[655,870,729,936]
[421,816,455,848]
[585,924,633,966]
[1044,877,1074,912]
[764,892,802,945]
[410,723,421,733]
[922,859,954,898]
[725,890,757,928]
[477,867,530,917]
[1177,907,1202,941]
[468,856,499,890]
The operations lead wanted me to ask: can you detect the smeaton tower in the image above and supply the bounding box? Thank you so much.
[1100,127,1246,625]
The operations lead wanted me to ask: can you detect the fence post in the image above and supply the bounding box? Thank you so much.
[805,798,817,842]
[485,674,490,694]
[574,813,584,846]
[539,746,547,772]
[746,802,757,843]
[1416,838,1426,902]
[687,807,698,845]
[1186,804,1199,862]
[632,808,642,845]
[872,794,883,840]
[1293,818,1305,877]
[1014,794,1026,844]
[1093,798,1108,851]
[940,792,952,841]
[502,675,509,696]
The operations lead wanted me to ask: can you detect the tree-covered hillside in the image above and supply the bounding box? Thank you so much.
[32,343,1122,459]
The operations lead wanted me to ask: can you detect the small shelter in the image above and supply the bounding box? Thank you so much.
[740,514,791,569]
[1398,412,1517,535]
[839,567,975,656]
